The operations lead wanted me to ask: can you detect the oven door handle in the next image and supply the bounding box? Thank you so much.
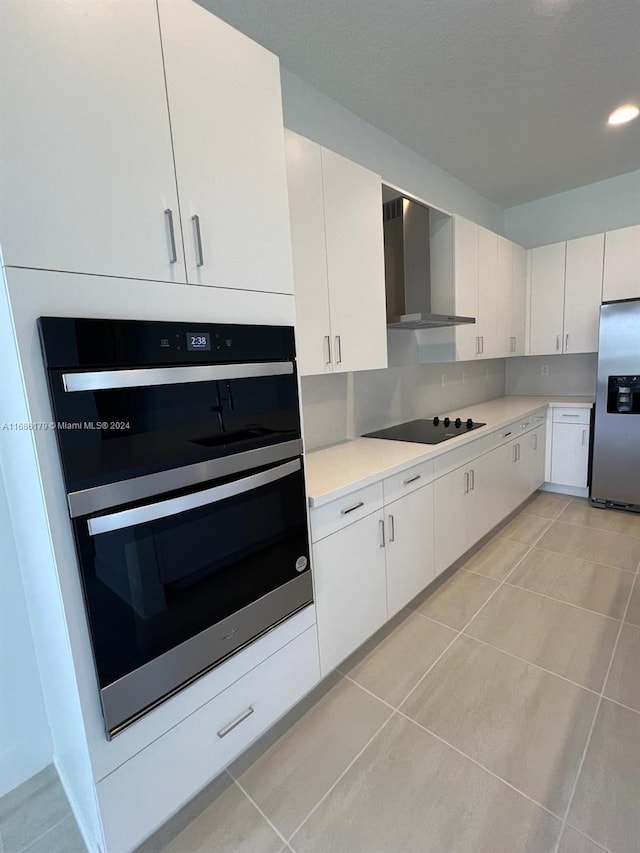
[62,361,294,393]
[87,458,301,536]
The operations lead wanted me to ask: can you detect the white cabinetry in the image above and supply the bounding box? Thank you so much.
[477,227,499,358]
[285,132,388,375]
[550,408,590,489]
[159,0,293,294]
[530,422,546,492]
[511,244,528,356]
[452,216,480,362]
[529,235,604,356]
[0,0,183,282]
[603,225,640,302]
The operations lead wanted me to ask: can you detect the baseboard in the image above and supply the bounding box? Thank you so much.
[53,756,104,853]
[540,483,588,498]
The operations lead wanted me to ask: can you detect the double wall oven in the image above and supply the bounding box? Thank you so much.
[39,318,312,738]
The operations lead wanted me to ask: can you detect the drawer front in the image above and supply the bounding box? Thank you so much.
[432,434,493,478]
[552,406,591,425]
[97,626,321,853]
[310,481,383,542]
[383,459,434,505]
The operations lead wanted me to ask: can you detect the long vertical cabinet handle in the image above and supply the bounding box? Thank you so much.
[480,336,484,354]
[565,333,569,352]
[464,472,470,494]
[475,336,480,356]
[388,514,395,542]
[517,443,521,461]
[335,336,342,365]
[582,428,587,446]
[533,434,538,450]
[469,469,475,491]
[164,209,177,264]
[556,334,560,352]
[323,336,332,365]
[378,519,385,548]
[192,215,204,267]
[513,445,518,463]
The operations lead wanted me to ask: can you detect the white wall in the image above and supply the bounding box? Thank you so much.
[504,170,640,248]
[0,463,52,797]
[505,353,598,397]
[281,69,505,234]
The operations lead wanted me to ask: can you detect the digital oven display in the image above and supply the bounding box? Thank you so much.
[186,332,212,352]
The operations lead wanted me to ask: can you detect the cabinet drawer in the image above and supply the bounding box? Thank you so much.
[433,435,493,478]
[552,407,591,425]
[98,626,320,853]
[383,459,434,505]
[310,482,383,542]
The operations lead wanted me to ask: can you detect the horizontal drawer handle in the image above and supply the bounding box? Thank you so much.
[501,431,512,438]
[520,422,530,428]
[217,706,255,738]
[560,414,581,418]
[403,474,421,485]
[535,415,545,421]
[341,501,364,515]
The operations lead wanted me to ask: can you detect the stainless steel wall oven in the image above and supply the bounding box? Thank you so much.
[39,318,312,737]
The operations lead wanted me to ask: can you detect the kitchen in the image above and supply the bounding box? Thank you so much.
[0,1,639,852]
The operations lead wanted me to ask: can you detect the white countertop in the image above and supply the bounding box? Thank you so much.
[305,395,594,507]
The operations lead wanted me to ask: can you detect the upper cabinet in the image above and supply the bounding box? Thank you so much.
[510,244,527,356]
[529,235,603,355]
[1,0,293,294]
[158,0,293,294]
[602,225,640,302]
[0,0,183,282]
[285,131,387,376]
[451,216,479,362]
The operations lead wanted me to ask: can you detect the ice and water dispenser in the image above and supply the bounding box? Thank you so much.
[607,376,640,414]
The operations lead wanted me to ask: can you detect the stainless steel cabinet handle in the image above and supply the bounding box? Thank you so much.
[87,459,300,536]
[582,428,587,446]
[533,434,538,450]
[513,445,518,463]
[502,431,512,438]
[480,336,484,354]
[469,469,475,491]
[164,208,177,264]
[192,214,204,267]
[464,472,470,493]
[556,334,560,352]
[217,706,254,738]
[561,413,580,418]
[476,336,480,356]
[323,335,332,365]
[403,474,421,485]
[341,501,364,516]
[517,443,521,461]
[510,336,516,353]
[388,514,395,542]
[379,518,386,548]
[335,335,342,364]
[565,333,569,351]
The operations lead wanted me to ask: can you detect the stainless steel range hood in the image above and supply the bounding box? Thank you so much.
[383,197,475,329]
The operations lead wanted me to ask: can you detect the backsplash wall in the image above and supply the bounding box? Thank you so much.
[505,353,597,397]
[301,331,506,450]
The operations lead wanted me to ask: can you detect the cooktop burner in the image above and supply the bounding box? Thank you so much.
[363,417,487,445]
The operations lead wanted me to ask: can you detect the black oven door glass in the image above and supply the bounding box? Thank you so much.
[49,371,301,492]
[74,459,310,690]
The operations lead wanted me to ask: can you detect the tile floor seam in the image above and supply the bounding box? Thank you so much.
[502,580,625,622]
[395,710,563,823]
[552,566,640,853]
[338,673,400,712]
[17,814,72,853]
[560,826,613,853]
[535,514,640,540]
[283,708,397,844]
[530,544,638,575]
[227,771,292,850]
[400,610,457,632]
[458,632,600,697]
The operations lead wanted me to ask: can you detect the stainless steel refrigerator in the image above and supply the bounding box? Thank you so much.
[591,298,640,512]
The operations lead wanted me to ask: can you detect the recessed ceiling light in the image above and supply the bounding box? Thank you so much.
[607,104,640,126]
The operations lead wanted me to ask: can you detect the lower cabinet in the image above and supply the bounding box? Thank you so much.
[550,422,590,488]
[530,423,546,492]
[313,509,388,675]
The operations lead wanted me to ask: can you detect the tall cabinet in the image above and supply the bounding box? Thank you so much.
[285,131,388,376]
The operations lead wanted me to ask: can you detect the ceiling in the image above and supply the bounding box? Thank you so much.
[198,0,640,208]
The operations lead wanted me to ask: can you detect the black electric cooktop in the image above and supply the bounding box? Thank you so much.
[363,417,486,445]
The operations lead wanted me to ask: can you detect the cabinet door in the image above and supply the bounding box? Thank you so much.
[321,149,388,373]
[453,217,480,362]
[550,423,589,488]
[159,0,294,294]
[385,485,435,618]
[529,242,566,355]
[477,227,499,359]
[0,0,184,281]
[285,132,332,376]
[603,225,640,302]
[511,244,527,356]
[530,424,546,492]
[564,234,604,354]
[313,512,388,675]
[434,467,469,577]
[495,236,513,358]
[467,451,497,543]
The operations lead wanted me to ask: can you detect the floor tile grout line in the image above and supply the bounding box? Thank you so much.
[458,632,601,696]
[339,673,398,712]
[530,544,639,574]
[551,568,640,853]
[501,580,625,622]
[227,770,292,850]
[395,710,563,822]
[284,708,397,844]
[541,516,640,541]
[558,825,612,853]
[16,813,73,853]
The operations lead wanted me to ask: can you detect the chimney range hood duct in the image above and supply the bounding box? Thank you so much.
[383,197,475,329]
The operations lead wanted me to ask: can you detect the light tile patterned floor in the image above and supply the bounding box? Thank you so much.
[2,493,639,853]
